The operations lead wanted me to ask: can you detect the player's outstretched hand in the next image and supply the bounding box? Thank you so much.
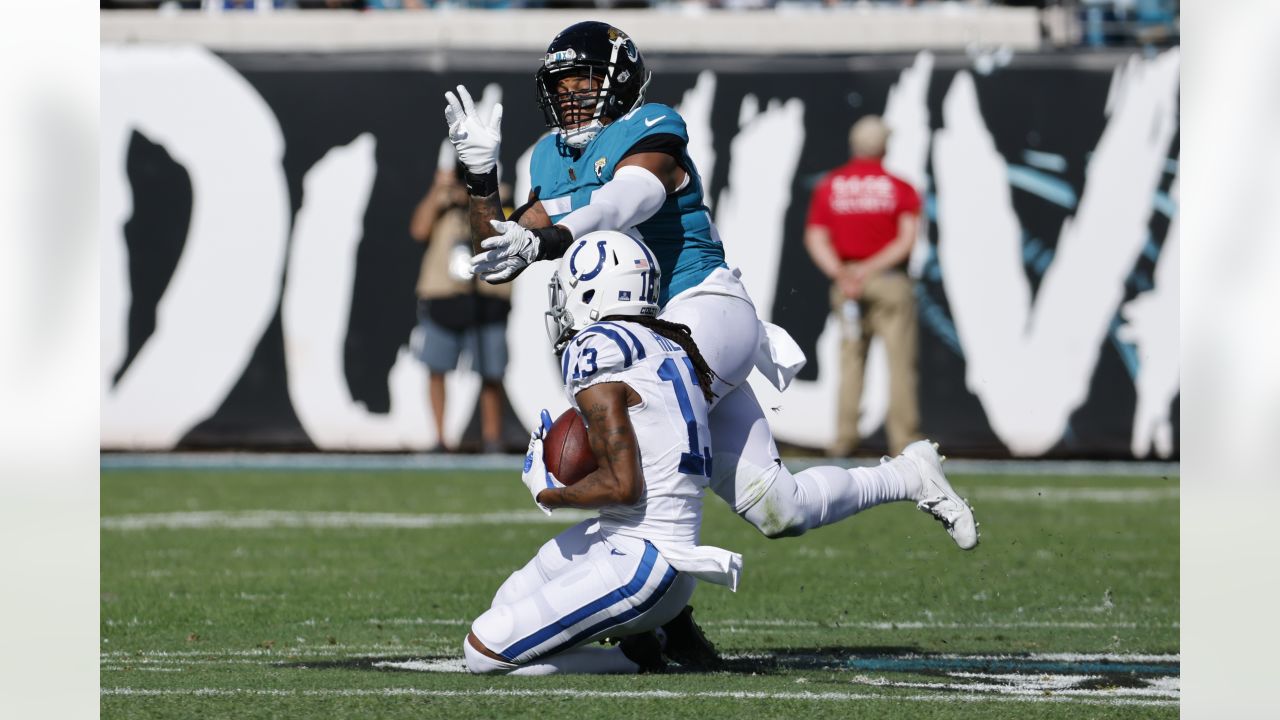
[444,84,502,175]
[522,409,565,515]
[472,219,541,283]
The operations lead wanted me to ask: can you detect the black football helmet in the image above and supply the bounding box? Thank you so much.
[535,21,651,148]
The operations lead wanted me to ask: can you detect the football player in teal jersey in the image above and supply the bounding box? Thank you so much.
[444,22,979,556]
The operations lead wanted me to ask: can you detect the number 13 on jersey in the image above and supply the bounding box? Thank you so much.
[657,357,712,478]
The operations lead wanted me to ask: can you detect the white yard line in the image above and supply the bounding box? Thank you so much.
[100,646,445,658]
[375,659,468,673]
[99,686,1177,707]
[358,617,1176,631]
[100,482,1177,532]
[366,618,468,626]
[101,648,1179,664]
[851,674,1179,699]
[708,619,1172,630]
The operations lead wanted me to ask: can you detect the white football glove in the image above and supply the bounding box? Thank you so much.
[444,85,502,175]
[471,219,541,283]
[522,409,565,515]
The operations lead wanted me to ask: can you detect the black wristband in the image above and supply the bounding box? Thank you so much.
[532,225,575,261]
[464,168,498,197]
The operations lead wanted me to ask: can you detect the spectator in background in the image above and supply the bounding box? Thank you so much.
[804,115,922,457]
[410,142,512,453]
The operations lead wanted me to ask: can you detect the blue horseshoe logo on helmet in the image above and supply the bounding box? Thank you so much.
[569,239,609,282]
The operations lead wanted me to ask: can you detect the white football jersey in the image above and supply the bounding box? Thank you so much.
[560,319,713,545]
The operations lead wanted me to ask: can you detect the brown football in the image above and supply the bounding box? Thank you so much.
[543,408,597,486]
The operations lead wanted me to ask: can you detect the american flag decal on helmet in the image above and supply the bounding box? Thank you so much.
[633,258,648,269]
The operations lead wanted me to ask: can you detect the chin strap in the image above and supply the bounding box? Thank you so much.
[561,120,604,149]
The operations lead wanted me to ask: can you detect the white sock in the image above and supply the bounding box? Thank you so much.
[506,645,640,676]
[793,458,919,530]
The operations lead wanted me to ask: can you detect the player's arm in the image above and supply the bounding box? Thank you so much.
[466,189,507,253]
[616,151,687,194]
[536,382,644,509]
[468,188,555,250]
[470,137,680,281]
[551,134,688,243]
[515,196,552,229]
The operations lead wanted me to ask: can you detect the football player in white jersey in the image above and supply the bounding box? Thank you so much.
[446,22,978,560]
[464,230,738,675]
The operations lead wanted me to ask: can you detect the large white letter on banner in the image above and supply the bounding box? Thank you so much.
[281,133,434,450]
[100,45,289,448]
[933,50,1180,455]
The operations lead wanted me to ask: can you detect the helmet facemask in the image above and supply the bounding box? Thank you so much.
[537,66,611,149]
[544,272,576,354]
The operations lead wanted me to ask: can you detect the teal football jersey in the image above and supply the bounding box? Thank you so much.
[528,103,726,306]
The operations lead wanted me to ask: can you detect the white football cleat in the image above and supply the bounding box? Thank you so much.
[902,440,979,550]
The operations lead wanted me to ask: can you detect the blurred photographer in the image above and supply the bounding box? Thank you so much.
[410,142,512,453]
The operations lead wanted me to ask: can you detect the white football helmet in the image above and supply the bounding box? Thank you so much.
[546,230,661,352]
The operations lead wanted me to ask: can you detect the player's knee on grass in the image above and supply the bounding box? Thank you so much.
[464,611,521,675]
[463,632,516,674]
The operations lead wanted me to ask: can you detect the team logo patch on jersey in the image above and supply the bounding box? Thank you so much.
[594,157,607,179]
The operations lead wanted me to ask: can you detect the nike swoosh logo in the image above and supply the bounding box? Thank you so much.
[610,549,625,556]
[644,115,667,128]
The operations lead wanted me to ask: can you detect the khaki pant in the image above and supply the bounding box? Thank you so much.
[829,270,921,456]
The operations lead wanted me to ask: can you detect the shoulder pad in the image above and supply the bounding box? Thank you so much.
[561,321,650,389]
[621,103,687,140]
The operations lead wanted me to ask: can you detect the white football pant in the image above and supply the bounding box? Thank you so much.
[661,268,920,537]
[466,519,695,674]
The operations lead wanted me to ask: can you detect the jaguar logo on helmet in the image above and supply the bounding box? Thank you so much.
[623,40,638,62]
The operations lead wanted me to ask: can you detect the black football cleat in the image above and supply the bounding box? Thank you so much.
[660,605,720,669]
[618,630,666,674]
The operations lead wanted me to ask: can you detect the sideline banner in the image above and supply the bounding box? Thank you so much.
[100,46,1179,459]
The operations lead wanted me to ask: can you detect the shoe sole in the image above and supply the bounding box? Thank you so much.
[905,440,980,550]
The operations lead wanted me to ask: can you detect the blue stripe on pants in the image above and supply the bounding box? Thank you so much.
[558,563,678,653]
[498,541,676,662]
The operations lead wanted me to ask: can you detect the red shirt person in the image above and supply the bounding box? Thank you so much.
[807,161,921,265]
[803,115,923,457]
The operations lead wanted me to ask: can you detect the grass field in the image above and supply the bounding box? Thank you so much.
[101,461,1179,718]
